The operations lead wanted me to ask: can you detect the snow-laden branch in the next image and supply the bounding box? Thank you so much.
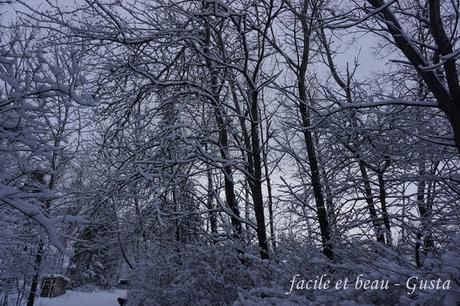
[0,184,89,257]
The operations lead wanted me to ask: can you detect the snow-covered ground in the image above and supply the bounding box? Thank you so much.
[34,289,127,306]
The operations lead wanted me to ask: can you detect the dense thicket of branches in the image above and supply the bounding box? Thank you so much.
[0,0,459,305]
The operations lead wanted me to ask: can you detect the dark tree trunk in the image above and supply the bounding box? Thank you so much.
[415,160,437,266]
[260,113,277,255]
[359,162,385,244]
[315,132,337,241]
[265,165,277,255]
[206,161,218,236]
[377,173,392,246]
[248,89,270,260]
[203,26,242,239]
[415,172,425,268]
[27,173,49,306]
[296,2,334,260]
[223,167,242,238]
[297,81,333,260]
[367,0,460,154]
[27,241,44,306]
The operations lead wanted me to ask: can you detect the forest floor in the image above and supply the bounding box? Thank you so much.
[33,289,127,306]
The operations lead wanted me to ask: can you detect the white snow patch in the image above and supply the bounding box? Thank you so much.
[34,289,127,306]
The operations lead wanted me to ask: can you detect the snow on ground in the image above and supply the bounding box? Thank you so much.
[34,289,127,306]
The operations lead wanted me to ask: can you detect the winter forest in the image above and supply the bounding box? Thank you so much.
[0,0,459,305]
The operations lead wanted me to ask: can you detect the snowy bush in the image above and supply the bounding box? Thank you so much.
[127,236,459,306]
[127,242,313,305]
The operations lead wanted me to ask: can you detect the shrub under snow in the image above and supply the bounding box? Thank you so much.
[126,235,459,306]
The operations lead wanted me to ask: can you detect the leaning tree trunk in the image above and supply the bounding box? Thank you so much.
[359,162,386,244]
[296,1,334,260]
[319,25,387,245]
[247,89,270,260]
[228,73,269,259]
[203,26,243,240]
[367,0,460,154]
[297,76,333,260]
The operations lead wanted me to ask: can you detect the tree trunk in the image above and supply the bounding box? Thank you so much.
[315,132,337,242]
[297,81,333,259]
[265,164,277,255]
[203,26,242,239]
[367,0,460,154]
[359,162,385,244]
[296,2,334,259]
[260,117,277,255]
[248,89,270,260]
[27,241,44,306]
[415,159,437,266]
[377,173,392,246]
[206,160,218,236]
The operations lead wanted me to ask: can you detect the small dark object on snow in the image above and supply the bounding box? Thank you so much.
[118,297,128,305]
